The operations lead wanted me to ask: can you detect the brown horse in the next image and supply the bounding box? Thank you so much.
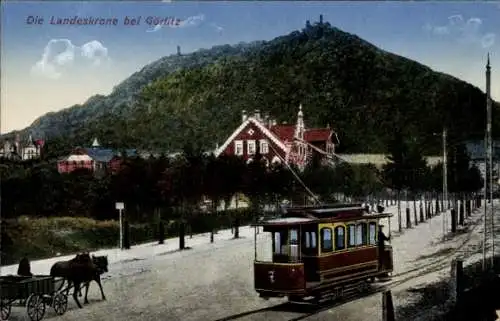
[50,252,102,308]
[79,255,108,304]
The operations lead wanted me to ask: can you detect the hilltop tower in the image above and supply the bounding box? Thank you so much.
[177,45,181,56]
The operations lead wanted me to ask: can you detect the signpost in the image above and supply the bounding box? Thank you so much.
[115,202,125,250]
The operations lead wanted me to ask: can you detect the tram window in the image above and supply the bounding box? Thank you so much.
[311,231,317,248]
[355,224,363,246]
[304,232,311,248]
[321,228,333,252]
[290,229,299,245]
[274,232,281,254]
[356,223,368,245]
[289,229,299,260]
[334,226,345,250]
[368,222,377,245]
[347,224,356,248]
[303,231,317,249]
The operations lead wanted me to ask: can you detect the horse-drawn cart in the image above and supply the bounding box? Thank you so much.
[0,275,68,321]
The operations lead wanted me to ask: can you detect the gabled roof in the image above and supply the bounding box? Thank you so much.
[70,148,138,163]
[84,148,115,162]
[270,126,333,143]
[215,117,289,157]
[304,129,332,142]
[270,125,295,142]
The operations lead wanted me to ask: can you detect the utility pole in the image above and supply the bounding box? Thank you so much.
[483,131,488,271]
[443,127,448,241]
[486,53,494,268]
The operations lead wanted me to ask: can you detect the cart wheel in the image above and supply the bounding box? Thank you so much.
[26,294,46,321]
[1,300,11,320]
[52,292,68,315]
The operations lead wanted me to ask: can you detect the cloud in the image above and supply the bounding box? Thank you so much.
[80,40,109,66]
[146,14,206,33]
[178,14,204,28]
[424,14,495,49]
[210,22,224,34]
[31,39,109,79]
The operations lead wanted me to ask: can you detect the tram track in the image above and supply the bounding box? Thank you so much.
[215,208,486,321]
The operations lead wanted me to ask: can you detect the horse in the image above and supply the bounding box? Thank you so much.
[17,256,33,277]
[50,252,101,308]
[79,255,108,304]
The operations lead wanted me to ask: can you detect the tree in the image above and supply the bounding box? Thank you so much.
[404,140,429,223]
[382,130,410,232]
[301,152,336,203]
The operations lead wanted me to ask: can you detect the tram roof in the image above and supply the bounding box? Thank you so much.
[253,203,393,227]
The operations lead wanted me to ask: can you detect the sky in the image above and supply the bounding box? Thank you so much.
[1,1,500,134]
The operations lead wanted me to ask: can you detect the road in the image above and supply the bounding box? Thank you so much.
[6,203,493,321]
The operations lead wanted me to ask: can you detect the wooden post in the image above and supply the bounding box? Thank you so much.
[210,230,214,243]
[420,203,424,223]
[450,258,464,309]
[234,218,240,239]
[413,201,418,226]
[466,200,471,217]
[158,221,165,245]
[179,221,185,250]
[382,290,395,321]
[406,208,411,229]
[459,200,465,225]
[123,221,130,250]
[436,198,440,214]
[451,209,457,233]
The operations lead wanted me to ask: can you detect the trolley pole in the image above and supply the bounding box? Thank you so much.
[443,127,448,241]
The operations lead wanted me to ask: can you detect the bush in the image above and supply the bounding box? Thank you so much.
[1,208,260,266]
[1,216,155,266]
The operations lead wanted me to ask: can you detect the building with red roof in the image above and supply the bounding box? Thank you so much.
[214,105,339,170]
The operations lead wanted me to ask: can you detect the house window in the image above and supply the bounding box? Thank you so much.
[247,140,256,155]
[335,226,345,250]
[234,140,243,156]
[260,140,269,154]
[369,222,377,245]
[321,227,333,252]
[347,224,356,248]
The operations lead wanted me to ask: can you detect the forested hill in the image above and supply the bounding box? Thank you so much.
[7,19,499,155]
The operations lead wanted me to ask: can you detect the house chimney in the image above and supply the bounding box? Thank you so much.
[242,110,247,122]
[254,109,261,121]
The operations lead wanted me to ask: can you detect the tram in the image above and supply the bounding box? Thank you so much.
[252,203,393,303]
